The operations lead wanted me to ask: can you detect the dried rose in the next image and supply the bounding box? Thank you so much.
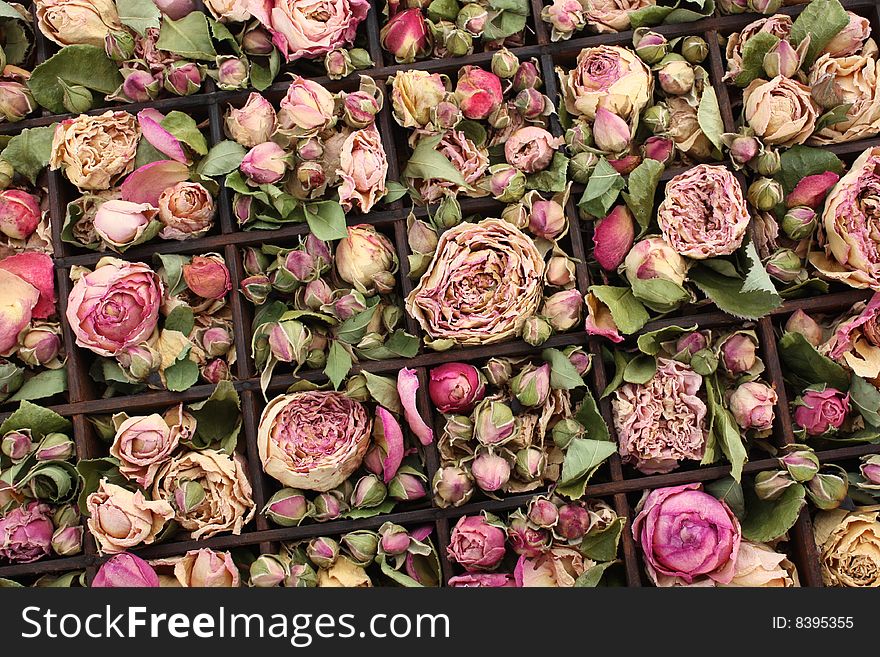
[277,76,337,137]
[110,413,179,487]
[447,515,506,572]
[337,127,388,213]
[35,0,123,47]
[729,381,777,432]
[814,506,880,587]
[504,127,562,173]
[86,480,173,554]
[0,502,53,563]
[743,76,818,147]
[93,200,156,249]
[428,363,485,414]
[794,388,849,435]
[808,52,880,145]
[225,93,277,147]
[0,190,41,240]
[389,70,447,129]
[157,182,215,240]
[93,553,159,587]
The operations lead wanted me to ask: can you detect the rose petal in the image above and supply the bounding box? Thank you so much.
[594,205,635,271]
[397,368,433,445]
[0,252,56,319]
[374,406,404,484]
[121,161,191,206]
[584,292,623,343]
[0,269,39,353]
[786,171,840,209]
[137,110,188,163]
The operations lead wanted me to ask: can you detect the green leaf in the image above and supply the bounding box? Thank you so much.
[164,357,199,392]
[601,350,628,399]
[706,376,748,482]
[579,158,625,218]
[160,111,208,156]
[815,103,853,131]
[155,13,217,60]
[630,277,690,313]
[9,370,68,403]
[27,45,122,114]
[733,33,780,87]
[637,325,697,356]
[580,517,625,562]
[705,475,745,519]
[2,125,55,184]
[0,16,31,66]
[541,348,585,390]
[324,341,352,390]
[338,499,395,519]
[575,560,617,587]
[334,304,379,344]
[0,400,71,437]
[629,5,674,28]
[115,0,161,35]
[0,2,25,21]
[589,285,650,335]
[741,482,806,543]
[689,260,781,320]
[163,306,194,335]
[621,158,663,237]
[790,0,849,66]
[740,241,779,296]
[776,146,844,195]
[557,438,616,498]
[427,0,459,20]
[362,371,402,415]
[383,181,408,203]
[403,135,469,188]
[134,137,168,169]
[697,86,724,154]
[623,354,657,384]
[573,390,610,442]
[186,381,241,453]
[75,457,125,515]
[778,332,850,390]
[155,253,190,297]
[249,49,280,91]
[377,555,423,588]
[525,152,569,193]
[304,201,347,241]
[850,376,880,428]
[481,1,528,40]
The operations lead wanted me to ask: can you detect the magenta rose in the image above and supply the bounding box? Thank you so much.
[0,502,54,563]
[448,573,516,587]
[794,388,850,436]
[66,259,164,357]
[92,552,160,587]
[428,362,485,414]
[632,482,741,586]
[447,515,506,572]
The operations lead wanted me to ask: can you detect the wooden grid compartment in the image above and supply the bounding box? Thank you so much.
[0,0,879,587]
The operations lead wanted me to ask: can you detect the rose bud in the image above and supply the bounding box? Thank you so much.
[0,189,40,240]
[350,474,387,508]
[432,465,475,508]
[302,279,332,311]
[529,198,567,240]
[216,56,249,90]
[570,151,599,184]
[593,108,631,153]
[435,193,462,229]
[0,160,13,190]
[283,562,317,588]
[313,492,347,522]
[566,121,593,154]
[471,451,511,492]
[514,447,546,482]
[307,537,340,568]
[296,137,324,161]
[779,445,820,483]
[785,310,823,347]
[730,381,777,432]
[342,91,381,129]
[806,466,849,510]
[486,164,527,203]
[766,249,804,283]
[0,360,23,401]
[202,359,230,384]
[643,136,674,165]
[543,290,582,332]
[748,0,782,13]
[51,525,82,556]
[381,8,431,63]
[379,523,411,556]
[121,69,159,103]
[1,431,31,461]
[443,28,473,57]
[0,79,35,122]
[682,36,708,64]
[752,149,781,176]
[336,225,397,295]
[240,274,272,305]
[676,332,708,359]
[643,103,671,134]
[0,501,52,562]
[183,255,231,300]
[513,60,541,91]
[324,48,353,80]
[241,24,273,55]
[594,205,635,271]
[105,30,135,61]
[92,199,155,249]
[54,505,79,530]
[658,60,695,96]
[447,515,506,571]
[609,154,641,175]
[624,237,689,308]
[522,316,552,346]
[36,433,74,461]
[563,347,591,377]
[724,134,760,167]
[794,388,849,436]
[506,512,549,557]
[249,555,288,587]
[263,488,312,527]
[456,3,487,34]
[748,177,784,211]
[117,345,162,381]
[754,470,795,501]
[294,161,326,194]
[557,503,591,540]
[225,93,276,148]
[233,195,253,225]
[474,400,516,446]
[492,48,519,79]
[388,473,427,501]
[633,29,668,65]
[720,333,758,375]
[782,206,817,240]
[859,455,880,488]
[93,553,159,588]
[341,530,379,565]
[455,66,503,120]
[546,255,577,288]
[510,363,551,408]
[431,101,462,131]
[429,362,485,414]
[785,171,840,209]
[763,39,800,79]
[163,62,202,96]
[515,88,548,120]
[200,327,232,358]
[240,142,290,184]
[19,326,62,367]
[528,497,559,528]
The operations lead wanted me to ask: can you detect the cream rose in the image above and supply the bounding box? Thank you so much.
[109,413,180,488]
[808,51,880,145]
[86,480,173,555]
[317,556,372,587]
[157,182,216,240]
[814,505,880,587]
[35,0,123,47]
[743,76,818,147]
[337,126,388,213]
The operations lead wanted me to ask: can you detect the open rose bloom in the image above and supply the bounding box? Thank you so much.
[257,387,429,526]
[225,77,388,228]
[66,254,236,393]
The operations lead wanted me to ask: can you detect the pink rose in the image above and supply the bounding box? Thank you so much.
[447,515,506,572]
[255,0,370,62]
[729,381,777,432]
[794,388,850,436]
[0,189,40,240]
[110,413,179,487]
[454,66,503,120]
[428,362,485,414]
[0,502,53,563]
[337,126,388,214]
[93,553,160,587]
[0,268,39,354]
[633,483,741,586]
[277,76,336,137]
[504,126,562,173]
[448,573,516,587]
[66,259,164,357]
[182,254,232,300]
[0,251,57,320]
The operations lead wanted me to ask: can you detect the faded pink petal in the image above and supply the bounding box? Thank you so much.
[375,406,404,484]
[137,110,188,163]
[0,252,56,319]
[397,367,433,445]
[594,205,635,271]
[121,160,191,206]
[786,171,840,209]
[0,269,38,353]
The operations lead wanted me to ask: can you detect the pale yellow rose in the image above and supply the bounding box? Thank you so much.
[808,50,880,145]
[390,70,448,129]
[722,541,800,587]
[86,479,173,555]
[152,549,241,587]
[814,505,880,587]
[743,76,818,147]
[317,557,373,587]
[581,0,655,33]
[35,0,123,47]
